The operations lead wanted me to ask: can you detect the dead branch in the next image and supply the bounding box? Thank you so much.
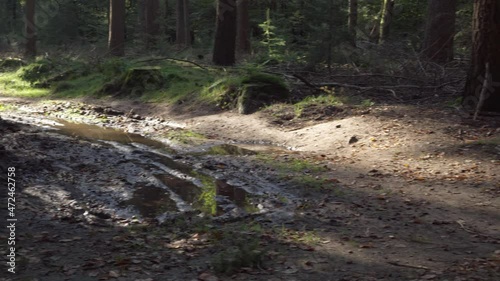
[314,79,460,90]
[387,261,429,270]
[326,73,426,83]
[135,57,208,70]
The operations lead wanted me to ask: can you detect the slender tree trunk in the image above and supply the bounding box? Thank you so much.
[348,0,358,46]
[463,0,500,112]
[237,0,251,54]
[176,0,186,46]
[422,0,457,63]
[213,0,237,66]
[379,0,395,44]
[108,0,126,56]
[138,0,146,34]
[24,0,36,57]
[327,0,334,71]
[183,0,192,46]
[7,0,17,32]
[145,0,160,48]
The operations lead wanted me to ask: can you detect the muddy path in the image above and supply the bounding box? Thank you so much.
[1,98,500,281]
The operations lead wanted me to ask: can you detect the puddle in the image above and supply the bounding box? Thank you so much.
[155,174,202,204]
[195,144,258,156]
[215,180,248,207]
[53,119,170,150]
[20,117,276,220]
[119,185,179,218]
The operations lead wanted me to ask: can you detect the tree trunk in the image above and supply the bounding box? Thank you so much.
[7,0,17,32]
[145,0,160,48]
[213,0,237,66]
[108,0,126,56]
[237,0,251,54]
[24,0,36,57]
[138,0,146,34]
[176,0,186,46]
[379,0,395,44]
[183,0,192,47]
[348,0,358,46]
[463,0,500,112]
[422,0,457,63]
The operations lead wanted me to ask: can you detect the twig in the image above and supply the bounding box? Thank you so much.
[291,73,318,89]
[314,80,460,90]
[326,73,426,83]
[387,261,429,270]
[135,57,208,70]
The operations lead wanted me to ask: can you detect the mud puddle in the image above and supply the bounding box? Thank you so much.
[8,116,291,223]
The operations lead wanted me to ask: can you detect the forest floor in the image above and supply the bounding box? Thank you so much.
[1,92,500,281]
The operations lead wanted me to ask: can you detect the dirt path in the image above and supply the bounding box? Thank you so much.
[1,97,499,281]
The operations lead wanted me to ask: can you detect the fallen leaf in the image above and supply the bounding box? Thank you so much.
[108,270,120,278]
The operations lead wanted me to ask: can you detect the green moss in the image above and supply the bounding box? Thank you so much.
[18,58,55,84]
[202,71,289,113]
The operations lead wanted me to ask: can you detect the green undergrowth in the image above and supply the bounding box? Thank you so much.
[0,57,290,111]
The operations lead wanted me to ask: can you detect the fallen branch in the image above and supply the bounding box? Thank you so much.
[326,73,426,83]
[135,57,208,70]
[314,79,460,90]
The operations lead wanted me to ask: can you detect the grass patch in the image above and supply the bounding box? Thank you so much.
[295,94,341,114]
[472,136,500,146]
[140,61,215,103]
[0,103,18,112]
[53,73,106,98]
[163,128,206,145]
[257,154,327,173]
[0,71,50,98]
[275,225,322,245]
[255,154,341,190]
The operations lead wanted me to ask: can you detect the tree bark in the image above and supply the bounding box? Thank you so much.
[237,0,251,54]
[24,0,36,57]
[7,0,17,32]
[348,0,358,46]
[379,0,395,44]
[176,0,186,46]
[422,0,457,63]
[463,0,500,112]
[213,0,237,66]
[108,0,126,56]
[145,0,160,48]
[183,0,192,47]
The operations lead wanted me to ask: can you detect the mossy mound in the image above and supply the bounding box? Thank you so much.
[18,59,55,84]
[0,58,26,71]
[208,72,290,114]
[97,67,165,96]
